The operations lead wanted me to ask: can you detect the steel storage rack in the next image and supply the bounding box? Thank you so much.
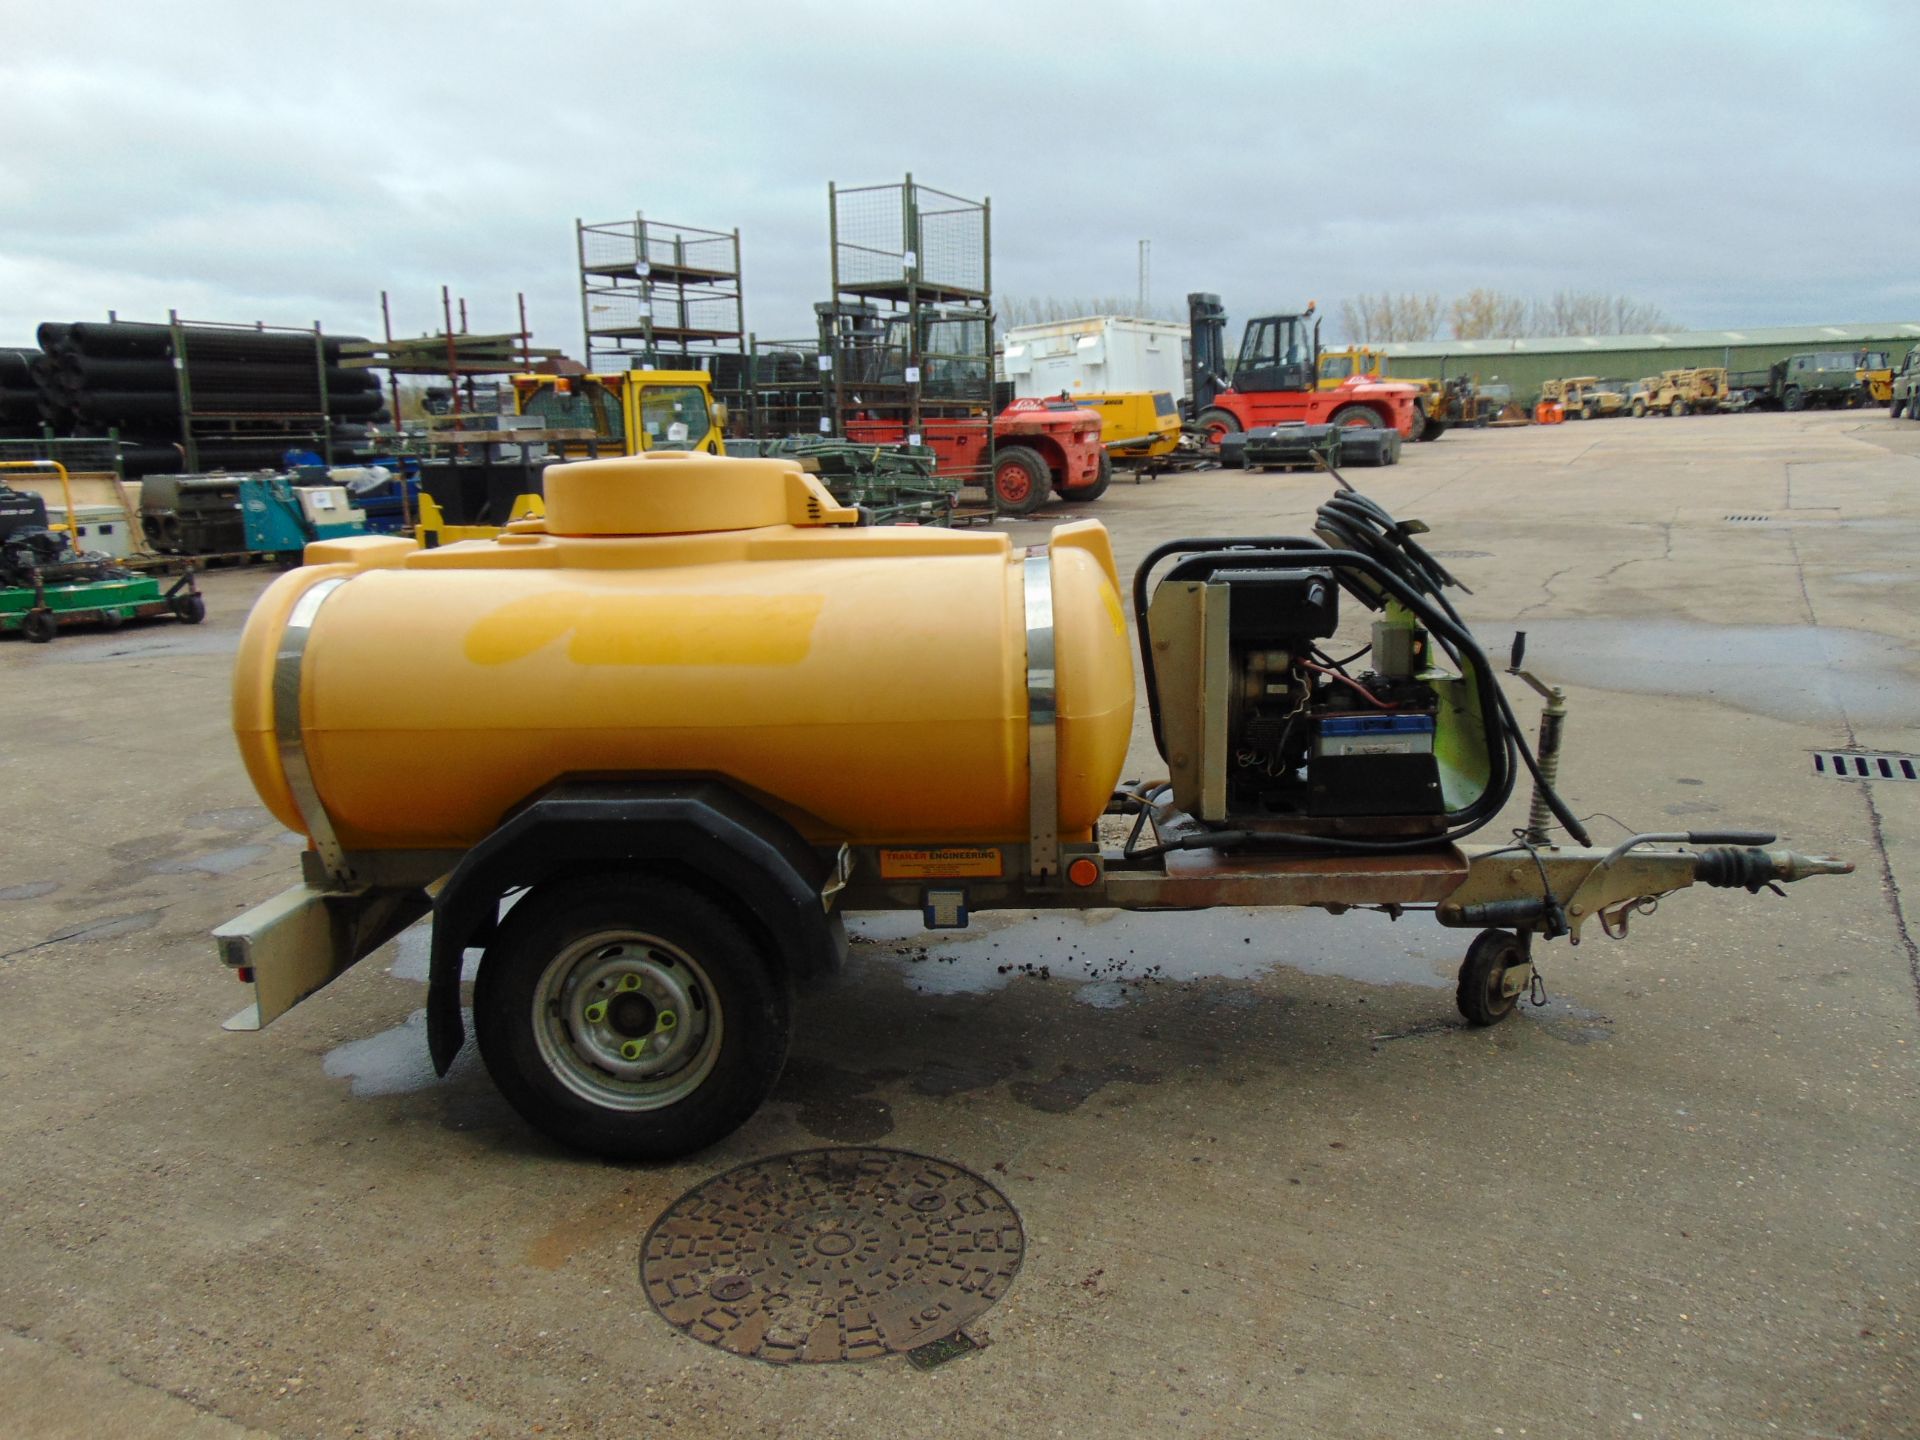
[826,176,996,505]
[576,214,747,430]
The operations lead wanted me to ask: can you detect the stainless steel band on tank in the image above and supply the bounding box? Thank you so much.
[1023,549,1057,881]
[274,576,349,882]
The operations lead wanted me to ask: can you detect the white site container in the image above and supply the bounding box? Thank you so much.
[1002,316,1192,403]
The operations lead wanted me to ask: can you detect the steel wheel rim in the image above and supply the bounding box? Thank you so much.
[996,461,1031,503]
[533,930,722,1112]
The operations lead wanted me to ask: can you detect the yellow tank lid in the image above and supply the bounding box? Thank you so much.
[541,452,859,536]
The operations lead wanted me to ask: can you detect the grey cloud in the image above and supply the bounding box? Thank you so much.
[3,1,1917,351]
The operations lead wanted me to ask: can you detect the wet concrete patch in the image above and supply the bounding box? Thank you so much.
[183,806,276,832]
[15,909,164,953]
[1010,1062,1161,1114]
[1491,617,1918,724]
[323,1008,483,1096]
[41,630,238,664]
[849,905,1459,1007]
[773,1058,907,1142]
[911,1057,1019,1098]
[0,881,58,902]
[150,845,269,876]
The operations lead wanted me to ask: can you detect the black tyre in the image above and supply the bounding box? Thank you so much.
[1407,404,1429,441]
[1419,418,1446,441]
[989,445,1049,516]
[1630,400,1646,418]
[1196,406,1242,448]
[1456,929,1525,1026]
[473,874,791,1161]
[1060,449,1111,503]
[1583,404,1598,421]
[1328,403,1382,429]
[1893,396,1906,420]
[97,607,125,631]
[171,591,206,624]
[21,608,56,644]
[1783,386,1804,412]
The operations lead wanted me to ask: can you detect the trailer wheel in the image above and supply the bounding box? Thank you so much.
[473,874,791,1161]
[171,592,206,624]
[1456,929,1525,1027]
[98,608,125,631]
[1328,404,1381,429]
[989,446,1050,516]
[1060,450,1111,503]
[21,609,56,644]
[1783,386,1804,412]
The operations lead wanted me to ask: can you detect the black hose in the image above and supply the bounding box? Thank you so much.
[1310,486,1590,847]
[1129,485,1593,855]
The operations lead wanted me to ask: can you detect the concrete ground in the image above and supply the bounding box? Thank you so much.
[1,410,1915,1438]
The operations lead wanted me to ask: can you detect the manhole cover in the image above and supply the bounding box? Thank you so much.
[641,1147,1023,1364]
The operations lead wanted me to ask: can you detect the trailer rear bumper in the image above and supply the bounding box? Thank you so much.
[214,882,430,1032]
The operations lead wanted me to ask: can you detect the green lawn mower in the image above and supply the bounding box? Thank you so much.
[1,469,203,643]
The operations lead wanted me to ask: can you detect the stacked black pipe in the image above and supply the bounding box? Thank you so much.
[0,347,39,439]
[25,321,390,476]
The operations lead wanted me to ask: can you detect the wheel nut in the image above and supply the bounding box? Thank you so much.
[584,1001,608,1024]
[621,1039,645,1061]
[657,1010,677,1032]
[617,974,642,992]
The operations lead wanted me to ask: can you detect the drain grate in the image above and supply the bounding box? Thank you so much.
[1725,514,1773,522]
[1815,750,1919,782]
[641,1147,1023,1365]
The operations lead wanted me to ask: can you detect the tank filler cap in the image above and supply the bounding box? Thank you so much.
[540,452,858,536]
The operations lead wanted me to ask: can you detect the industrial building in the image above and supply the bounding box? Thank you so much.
[1372,321,1920,396]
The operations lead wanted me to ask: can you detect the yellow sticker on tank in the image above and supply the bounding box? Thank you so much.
[465,593,824,666]
[878,848,1004,879]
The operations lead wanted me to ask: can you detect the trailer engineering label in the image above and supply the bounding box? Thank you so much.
[878,847,1004,879]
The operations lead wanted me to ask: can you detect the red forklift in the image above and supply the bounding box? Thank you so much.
[842,377,1109,517]
[1187,293,1421,446]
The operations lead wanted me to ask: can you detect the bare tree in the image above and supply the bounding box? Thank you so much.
[1448,289,1532,340]
[1338,292,1443,343]
[1531,291,1671,337]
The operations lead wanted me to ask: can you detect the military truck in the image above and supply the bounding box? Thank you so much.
[1890,349,1920,419]
[1728,351,1876,412]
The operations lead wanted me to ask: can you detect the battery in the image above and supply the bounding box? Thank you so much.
[1314,712,1436,756]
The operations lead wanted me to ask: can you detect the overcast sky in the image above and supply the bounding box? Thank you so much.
[5,2,1916,353]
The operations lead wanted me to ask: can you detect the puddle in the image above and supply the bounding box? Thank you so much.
[150,845,268,876]
[0,881,57,902]
[323,1007,478,1095]
[848,906,1459,1007]
[1485,618,1918,724]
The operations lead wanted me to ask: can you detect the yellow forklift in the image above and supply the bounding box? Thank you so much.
[511,370,727,459]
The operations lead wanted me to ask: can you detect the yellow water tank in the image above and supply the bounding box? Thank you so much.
[232,452,1136,853]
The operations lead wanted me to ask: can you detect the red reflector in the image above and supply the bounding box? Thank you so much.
[1067,857,1100,888]
[236,967,254,983]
